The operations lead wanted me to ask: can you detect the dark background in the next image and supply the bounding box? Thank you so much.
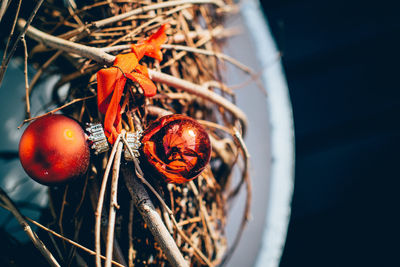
[260,1,400,266]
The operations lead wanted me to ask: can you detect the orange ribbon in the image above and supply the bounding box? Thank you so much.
[97,24,168,144]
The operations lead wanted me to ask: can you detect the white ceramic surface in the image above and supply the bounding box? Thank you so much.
[224,1,295,267]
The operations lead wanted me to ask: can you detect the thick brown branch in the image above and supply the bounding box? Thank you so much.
[148,70,247,129]
[18,19,114,65]
[122,164,189,267]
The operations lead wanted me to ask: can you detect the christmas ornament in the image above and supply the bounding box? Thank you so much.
[18,114,90,185]
[140,114,212,184]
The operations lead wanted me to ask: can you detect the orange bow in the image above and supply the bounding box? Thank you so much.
[97,24,168,144]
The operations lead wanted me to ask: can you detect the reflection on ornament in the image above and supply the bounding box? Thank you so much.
[141,114,211,184]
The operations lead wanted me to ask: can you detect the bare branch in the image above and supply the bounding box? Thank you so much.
[18,95,96,128]
[95,134,122,267]
[0,0,9,23]
[121,164,189,267]
[221,128,252,265]
[148,70,247,130]
[21,36,31,118]
[0,201,125,267]
[0,0,45,87]
[161,44,257,76]
[0,187,61,267]
[17,19,114,65]
[105,140,123,267]
[1,0,22,80]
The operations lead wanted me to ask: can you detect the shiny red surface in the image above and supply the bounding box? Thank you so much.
[141,114,211,183]
[19,114,90,185]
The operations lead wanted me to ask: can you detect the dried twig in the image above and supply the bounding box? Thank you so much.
[188,181,219,257]
[17,19,114,65]
[28,51,62,95]
[0,201,125,267]
[90,0,225,31]
[128,200,135,267]
[95,134,122,267]
[122,164,189,267]
[148,70,247,131]
[0,0,21,80]
[18,95,96,128]
[0,0,44,86]
[101,27,240,53]
[0,187,61,267]
[21,36,31,118]
[221,128,252,265]
[58,184,69,250]
[0,0,9,22]
[162,44,256,76]
[105,140,123,267]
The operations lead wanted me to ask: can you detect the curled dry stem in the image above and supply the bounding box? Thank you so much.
[188,181,220,258]
[221,128,252,265]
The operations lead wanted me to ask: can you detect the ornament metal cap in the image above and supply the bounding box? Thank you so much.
[86,123,109,154]
[124,130,143,161]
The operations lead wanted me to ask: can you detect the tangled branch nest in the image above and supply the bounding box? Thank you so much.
[0,0,254,266]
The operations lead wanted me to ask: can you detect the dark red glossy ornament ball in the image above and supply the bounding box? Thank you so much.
[141,114,211,184]
[19,114,90,185]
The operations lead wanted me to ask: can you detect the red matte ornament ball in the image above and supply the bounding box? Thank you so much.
[18,114,90,185]
[141,114,212,184]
